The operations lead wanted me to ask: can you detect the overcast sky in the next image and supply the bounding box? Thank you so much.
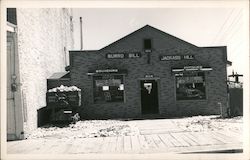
[72,7,248,80]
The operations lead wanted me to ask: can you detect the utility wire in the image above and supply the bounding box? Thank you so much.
[211,9,234,45]
[216,9,242,44]
[221,10,244,62]
[224,14,243,44]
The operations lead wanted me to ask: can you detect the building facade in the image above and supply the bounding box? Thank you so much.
[6,8,74,140]
[69,25,229,119]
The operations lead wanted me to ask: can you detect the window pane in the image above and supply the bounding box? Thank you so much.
[176,72,206,100]
[93,75,124,103]
[7,8,17,25]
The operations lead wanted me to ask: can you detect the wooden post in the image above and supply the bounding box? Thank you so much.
[80,17,83,50]
[218,102,223,118]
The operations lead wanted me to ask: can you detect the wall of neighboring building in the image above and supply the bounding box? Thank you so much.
[70,26,228,119]
[16,8,74,135]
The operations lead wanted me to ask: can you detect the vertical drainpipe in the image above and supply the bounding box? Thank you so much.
[64,47,67,66]
[80,17,83,50]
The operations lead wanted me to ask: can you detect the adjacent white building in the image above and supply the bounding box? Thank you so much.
[6,8,74,140]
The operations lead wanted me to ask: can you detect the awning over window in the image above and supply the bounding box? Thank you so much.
[172,66,213,73]
[87,69,128,76]
[171,60,212,73]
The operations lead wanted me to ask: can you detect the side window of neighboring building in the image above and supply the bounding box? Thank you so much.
[93,75,124,103]
[7,8,17,25]
[176,72,206,100]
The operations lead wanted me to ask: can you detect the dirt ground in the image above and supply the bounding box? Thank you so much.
[6,115,243,156]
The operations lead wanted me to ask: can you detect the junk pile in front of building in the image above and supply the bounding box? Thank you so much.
[68,25,230,119]
[37,85,81,126]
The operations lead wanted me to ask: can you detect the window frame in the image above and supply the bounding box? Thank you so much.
[92,74,126,104]
[143,38,154,53]
[175,71,207,101]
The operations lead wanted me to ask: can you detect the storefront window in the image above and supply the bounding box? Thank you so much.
[93,75,124,103]
[176,72,206,100]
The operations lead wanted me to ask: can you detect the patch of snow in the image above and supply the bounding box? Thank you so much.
[174,115,243,132]
[48,85,81,92]
[26,116,242,140]
[26,120,139,139]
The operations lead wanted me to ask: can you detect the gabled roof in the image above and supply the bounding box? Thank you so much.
[100,24,198,51]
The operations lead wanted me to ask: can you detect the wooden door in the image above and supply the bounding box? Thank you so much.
[140,80,159,114]
[7,31,24,140]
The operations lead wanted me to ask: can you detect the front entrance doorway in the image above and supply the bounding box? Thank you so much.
[140,80,159,114]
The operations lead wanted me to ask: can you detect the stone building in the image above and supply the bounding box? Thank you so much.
[69,25,230,119]
[6,8,74,140]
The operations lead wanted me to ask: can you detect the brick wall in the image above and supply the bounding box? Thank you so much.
[17,8,74,134]
[70,25,228,119]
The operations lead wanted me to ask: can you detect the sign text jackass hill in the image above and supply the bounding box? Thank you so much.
[160,55,195,61]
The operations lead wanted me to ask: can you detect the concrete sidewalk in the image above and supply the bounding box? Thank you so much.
[7,118,243,154]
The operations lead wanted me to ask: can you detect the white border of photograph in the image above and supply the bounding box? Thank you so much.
[1,0,249,160]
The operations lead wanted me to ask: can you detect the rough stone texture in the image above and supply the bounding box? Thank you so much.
[17,8,74,135]
[70,25,228,119]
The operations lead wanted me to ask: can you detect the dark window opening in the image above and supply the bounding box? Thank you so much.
[144,39,152,50]
[7,8,17,25]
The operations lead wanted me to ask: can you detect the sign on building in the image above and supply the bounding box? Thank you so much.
[160,55,194,61]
